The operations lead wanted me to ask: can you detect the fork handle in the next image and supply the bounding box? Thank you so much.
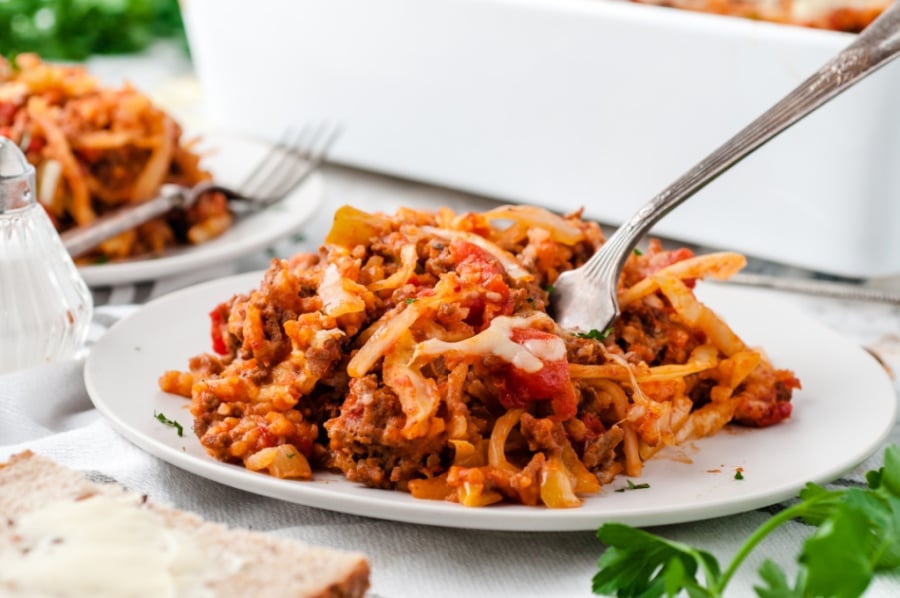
[600,1,900,269]
[61,185,186,258]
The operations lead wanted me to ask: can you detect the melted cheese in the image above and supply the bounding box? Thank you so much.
[0,493,237,598]
[413,314,562,373]
[601,347,654,414]
[522,337,566,362]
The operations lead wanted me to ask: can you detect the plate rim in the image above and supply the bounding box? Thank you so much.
[84,271,898,531]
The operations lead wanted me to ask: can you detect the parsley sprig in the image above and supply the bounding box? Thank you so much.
[593,444,900,597]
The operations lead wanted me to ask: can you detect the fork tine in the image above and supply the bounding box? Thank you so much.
[264,122,342,199]
[310,122,342,163]
[249,122,341,202]
[244,127,315,200]
[238,126,310,195]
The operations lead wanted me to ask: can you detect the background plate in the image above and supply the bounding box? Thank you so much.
[85,272,897,531]
[77,131,323,287]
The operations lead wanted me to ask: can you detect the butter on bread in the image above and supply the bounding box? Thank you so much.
[0,451,370,597]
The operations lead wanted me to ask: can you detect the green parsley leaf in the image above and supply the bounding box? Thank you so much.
[799,496,876,597]
[838,482,900,571]
[593,445,900,597]
[405,297,418,304]
[754,559,796,598]
[880,444,900,497]
[734,470,744,480]
[796,482,844,526]
[575,328,613,341]
[633,248,644,256]
[544,284,555,294]
[593,524,720,597]
[154,411,183,437]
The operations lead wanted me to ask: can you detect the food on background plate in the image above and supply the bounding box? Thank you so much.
[631,0,889,32]
[159,204,800,508]
[0,451,370,598]
[0,53,230,263]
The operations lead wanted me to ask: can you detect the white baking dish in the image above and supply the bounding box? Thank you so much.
[181,0,900,277]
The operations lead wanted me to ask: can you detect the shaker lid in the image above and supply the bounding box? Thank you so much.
[0,137,36,213]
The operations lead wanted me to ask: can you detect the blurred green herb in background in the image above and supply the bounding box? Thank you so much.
[0,0,186,61]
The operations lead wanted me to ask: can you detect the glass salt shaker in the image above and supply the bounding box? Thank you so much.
[0,137,93,373]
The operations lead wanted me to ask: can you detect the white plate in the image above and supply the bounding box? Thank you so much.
[85,272,897,531]
[77,132,323,287]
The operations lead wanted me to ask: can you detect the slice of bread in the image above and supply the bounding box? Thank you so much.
[0,451,370,598]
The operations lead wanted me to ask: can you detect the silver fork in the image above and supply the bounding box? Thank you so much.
[61,123,340,258]
[550,2,900,332]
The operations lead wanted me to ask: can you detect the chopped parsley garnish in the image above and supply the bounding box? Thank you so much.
[734,469,745,480]
[633,248,643,256]
[594,444,900,597]
[405,297,418,304]
[615,480,650,493]
[544,284,555,294]
[575,328,613,340]
[154,411,183,437]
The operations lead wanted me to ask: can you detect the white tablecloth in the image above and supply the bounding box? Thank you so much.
[3,165,900,597]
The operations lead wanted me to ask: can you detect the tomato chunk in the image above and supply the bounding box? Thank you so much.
[450,239,513,327]
[497,328,577,421]
[636,244,697,288]
[209,303,229,355]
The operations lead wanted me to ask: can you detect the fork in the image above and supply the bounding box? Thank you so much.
[61,123,340,258]
[550,2,900,332]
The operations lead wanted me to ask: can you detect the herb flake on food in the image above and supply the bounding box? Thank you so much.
[575,328,613,341]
